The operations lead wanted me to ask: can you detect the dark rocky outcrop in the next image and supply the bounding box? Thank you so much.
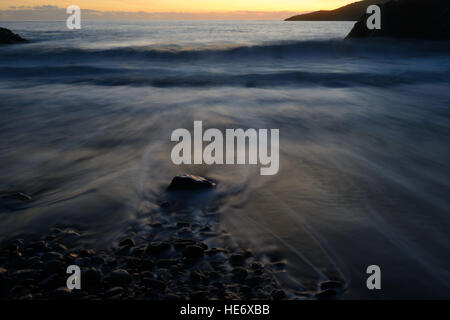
[285,0,390,21]
[0,27,28,44]
[346,0,450,39]
[168,173,216,190]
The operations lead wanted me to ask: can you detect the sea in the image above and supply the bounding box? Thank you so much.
[0,20,449,299]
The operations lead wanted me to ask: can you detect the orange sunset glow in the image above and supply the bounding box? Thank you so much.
[1,0,359,13]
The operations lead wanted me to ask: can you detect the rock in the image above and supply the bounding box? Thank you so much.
[52,243,68,253]
[168,174,216,190]
[314,288,337,299]
[30,240,47,251]
[51,287,72,299]
[119,238,135,247]
[190,291,208,300]
[229,254,245,266]
[146,241,170,256]
[43,260,64,275]
[39,274,59,290]
[83,268,102,288]
[285,0,390,21]
[320,280,343,290]
[79,249,95,257]
[346,0,450,40]
[108,269,131,286]
[165,293,182,300]
[182,245,204,259]
[125,256,141,268]
[251,262,263,270]
[107,286,124,297]
[246,276,262,287]
[271,289,286,300]
[156,258,178,268]
[19,293,33,300]
[143,278,166,291]
[0,28,28,44]
[231,267,248,280]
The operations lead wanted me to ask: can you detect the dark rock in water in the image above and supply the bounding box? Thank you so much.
[119,238,135,248]
[182,245,204,259]
[314,288,336,299]
[346,0,450,40]
[0,28,28,44]
[190,291,208,300]
[143,278,166,291]
[229,254,245,266]
[168,174,216,190]
[79,249,95,257]
[271,289,286,300]
[320,280,343,290]
[51,287,72,299]
[146,241,170,256]
[231,267,248,280]
[108,269,131,286]
[107,286,124,297]
[83,268,102,288]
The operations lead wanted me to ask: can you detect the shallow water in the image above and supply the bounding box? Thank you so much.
[0,21,449,299]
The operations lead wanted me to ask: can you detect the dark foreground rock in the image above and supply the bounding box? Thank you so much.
[0,226,287,300]
[285,0,390,21]
[346,0,450,40]
[168,174,216,190]
[0,27,28,44]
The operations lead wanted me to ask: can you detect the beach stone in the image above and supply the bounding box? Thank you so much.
[168,174,216,190]
[91,256,105,265]
[109,269,131,286]
[43,260,64,275]
[83,268,102,288]
[246,276,262,287]
[44,251,63,260]
[231,267,248,280]
[314,288,336,299]
[119,238,135,247]
[182,245,204,259]
[125,256,141,268]
[146,241,170,256]
[143,278,166,291]
[52,243,68,253]
[107,286,124,297]
[156,258,178,268]
[251,262,263,270]
[165,293,182,300]
[190,291,208,300]
[51,287,72,299]
[271,289,286,300]
[229,254,245,266]
[30,240,47,251]
[0,28,27,44]
[79,249,95,257]
[39,274,59,290]
[19,293,33,300]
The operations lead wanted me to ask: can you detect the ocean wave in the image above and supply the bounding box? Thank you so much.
[1,66,449,88]
[1,39,450,64]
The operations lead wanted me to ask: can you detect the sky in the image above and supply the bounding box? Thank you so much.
[0,1,359,20]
